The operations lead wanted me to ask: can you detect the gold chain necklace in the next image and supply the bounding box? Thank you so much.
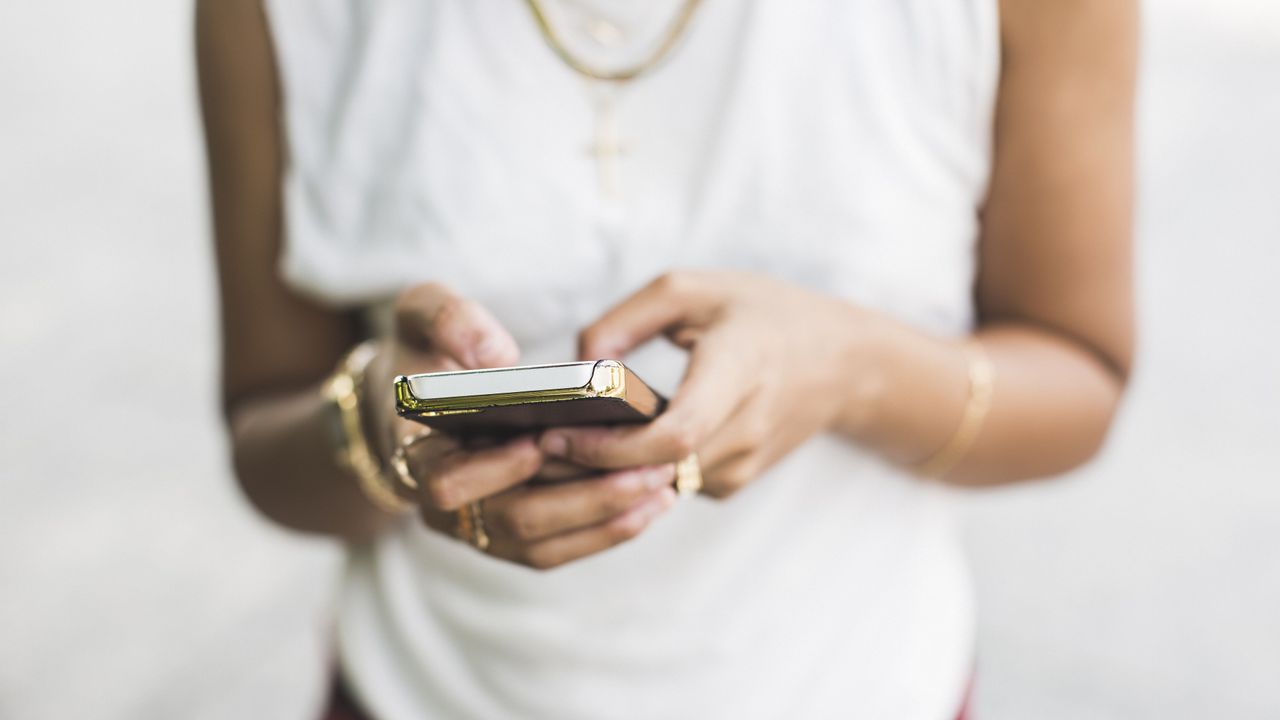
[523,0,704,83]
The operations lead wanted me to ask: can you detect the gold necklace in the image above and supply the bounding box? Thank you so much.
[523,0,704,83]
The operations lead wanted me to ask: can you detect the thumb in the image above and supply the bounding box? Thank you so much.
[578,272,719,360]
[394,282,519,369]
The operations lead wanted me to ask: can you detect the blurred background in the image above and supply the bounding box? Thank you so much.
[1,1,1278,718]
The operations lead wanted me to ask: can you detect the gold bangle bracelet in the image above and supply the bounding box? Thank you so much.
[323,341,415,515]
[916,340,995,479]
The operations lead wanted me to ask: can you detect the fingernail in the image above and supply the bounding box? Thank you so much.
[644,465,673,490]
[588,341,615,360]
[474,337,500,367]
[540,433,568,457]
[648,488,678,517]
[611,471,641,491]
[519,439,544,469]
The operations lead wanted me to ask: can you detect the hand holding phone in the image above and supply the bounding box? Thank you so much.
[380,282,678,570]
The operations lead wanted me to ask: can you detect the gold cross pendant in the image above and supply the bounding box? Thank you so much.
[587,84,628,199]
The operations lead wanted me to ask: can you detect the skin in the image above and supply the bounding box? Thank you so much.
[197,0,1136,569]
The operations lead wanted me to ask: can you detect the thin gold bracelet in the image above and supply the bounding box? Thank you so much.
[322,341,415,515]
[916,340,995,479]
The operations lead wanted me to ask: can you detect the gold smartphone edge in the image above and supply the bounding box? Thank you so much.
[395,360,632,418]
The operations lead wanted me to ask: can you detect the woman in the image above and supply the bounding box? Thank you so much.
[197,0,1135,718]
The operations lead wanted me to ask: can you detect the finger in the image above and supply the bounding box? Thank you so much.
[417,504,454,537]
[391,430,458,496]
[521,488,677,570]
[401,353,464,376]
[698,400,800,498]
[418,436,542,511]
[578,271,720,360]
[691,394,769,471]
[486,465,675,542]
[540,331,754,469]
[394,282,520,369]
[698,450,762,499]
[657,327,758,448]
[533,458,598,483]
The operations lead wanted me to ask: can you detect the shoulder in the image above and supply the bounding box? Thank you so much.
[195,0,268,45]
[995,0,1138,129]
[195,0,276,98]
[999,0,1138,63]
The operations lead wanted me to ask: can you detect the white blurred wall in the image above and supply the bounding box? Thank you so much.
[962,4,1280,717]
[1,1,1277,719]
[0,3,342,719]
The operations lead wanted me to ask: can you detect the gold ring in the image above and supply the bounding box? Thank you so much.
[456,501,490,551]
[389,431,432,492]
[674,453,702,497]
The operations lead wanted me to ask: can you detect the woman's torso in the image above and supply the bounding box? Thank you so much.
[265,0,998,717]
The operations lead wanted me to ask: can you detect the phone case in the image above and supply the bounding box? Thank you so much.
[394,360,666,435]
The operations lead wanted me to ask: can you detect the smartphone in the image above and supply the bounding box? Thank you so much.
[395,359,667,435]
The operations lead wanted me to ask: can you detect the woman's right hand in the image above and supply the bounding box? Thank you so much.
[372,283,677,570]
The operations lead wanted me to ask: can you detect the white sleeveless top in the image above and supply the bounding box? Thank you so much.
[265,1,999,717]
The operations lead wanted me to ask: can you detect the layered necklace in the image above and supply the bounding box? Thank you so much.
[523,0,704,198]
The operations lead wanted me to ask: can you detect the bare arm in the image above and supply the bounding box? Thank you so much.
[842,0,1137,484]
[197,0,388,539]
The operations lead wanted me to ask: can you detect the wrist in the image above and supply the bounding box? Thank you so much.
[827,304,895,441]
[358,339,396,465]
[325,339,414,515]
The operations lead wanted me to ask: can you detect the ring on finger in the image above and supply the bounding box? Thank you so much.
[456,500,491,551]
[674,453,702,497]
[390,430,433,492]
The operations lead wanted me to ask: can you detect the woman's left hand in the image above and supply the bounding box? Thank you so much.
[539,270,876,498]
